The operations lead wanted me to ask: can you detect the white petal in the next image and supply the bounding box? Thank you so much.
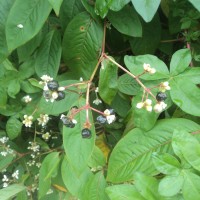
[136,102,144,109]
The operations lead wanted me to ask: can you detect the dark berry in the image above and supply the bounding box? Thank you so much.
[81,128,92,139]
[156,92,167,101]
[43,90,52,100]
[108,109,115,114]
[56,91,65,101]
[61,116,75,128]
[47,80,59,91]
[97,115,107,124]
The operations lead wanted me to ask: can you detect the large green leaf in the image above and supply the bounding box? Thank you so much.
[62,12,103,79]
[0,0,14,62]
[129,14,161,55]
[63,98,95,174]
[48,0,63,16]
[131,0,161,22]
[6,0,52,51]
[82,171,109,200]
[61,156,93,197]
[110,0,130,11]
[188,0,200,12]
[0,184,26,200]
[6,117,22,140]
[170,77,200,116]
[170,49,191,76]
[106,184,145,200]
[0,154,15,172]
[107,118,200,183]
[124,54,169,80]
[172,129,200,172]
[35,30,61,78]
[182,171,200,200]
[0,87,7,109]
[99,57,118,104]
[95,0,109,18]
[108,5,142,37]
[39,152,60,199]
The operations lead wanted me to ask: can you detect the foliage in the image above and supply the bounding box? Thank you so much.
[0,0,200,199]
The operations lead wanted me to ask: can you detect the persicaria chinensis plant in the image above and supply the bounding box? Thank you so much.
[0,0,200,199]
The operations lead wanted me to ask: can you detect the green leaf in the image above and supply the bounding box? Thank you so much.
[188,0,200,12]
[82,171,109,200]
[158,175,184,197]
[118,74,140,95]
[170,77,200,116]
[172,129,200,172]
[107,118,200,183]
[0,184,26,200]
[182,171,200,200]
[88,146,106,168]
[170,49,191,76]
[63,98,95,174]
[18,59,35,80]
[48,0,63,16]
[95,0,109,18]
[35,30,61,79]
[0,154,15,172]
[39,152,60,199]
[7,79,20,98]
[152,153,181,175]
[134,173,163,200]
[131,0,161,22]
[62,12,103,79]
[0,88,7,108]
[6,117,22,140]
[6,0,52,51]
[129,14,161,55]
[108,5,142,37]
[106,184,145,200]
[99,57,118,104]
[0,0,15,62]
[124,54,169,80]
[110,0,130,11]
[61,156,93,197]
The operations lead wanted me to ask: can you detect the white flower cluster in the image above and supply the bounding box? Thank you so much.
[22,95,32,103]
[2,175,9,187]
[37,114,50,127]
[93,87,102,105]
[154,101,167,113]
[159,82,171,92]
[27,142,40,152]
[0,137,14,157]
[22,115,33,127]
[143,63,156,74]
[104,109,116,124]
[136,99,153,112]
[2,170,19,188]
[0,137,9,144]
[42,132,51,141]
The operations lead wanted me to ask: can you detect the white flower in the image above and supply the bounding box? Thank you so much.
[28,142,40,152]
[58,87,65,91]
[80,77,83,82]
[143,63,156,74]
[2,175,9,182]
[51,91,58,100]
[23,95,32,103]
[17,24,23,29]
[3,183,8,188]
[104,109,111,115]
[36,162,41,168]
[106,115,116,124]
[154,101,167,113]
[72,119,77,124]
[0,137,9,144]
[95,87,99,93]
[37,114,49,126]
[93,98,102,105]
[12,170,19,179]
[159,82,171,92]
[0,152,8,157]
[136,99,152,112]
[42,132,51,140]
[40,75,53,83]
[23,115,33,127]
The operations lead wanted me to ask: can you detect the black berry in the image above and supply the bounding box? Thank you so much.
[43,90,52,100]
[61,116,75,128]
[156,92,167,101]
[47,80,59,91]
[81,128,92,139]
[56,91,65,101]
[97,115,107,124]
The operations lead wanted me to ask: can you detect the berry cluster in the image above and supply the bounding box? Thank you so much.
[60,114,77,128]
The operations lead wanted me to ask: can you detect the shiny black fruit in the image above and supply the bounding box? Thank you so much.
[47,80,59,91]
[81,128,91,139]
